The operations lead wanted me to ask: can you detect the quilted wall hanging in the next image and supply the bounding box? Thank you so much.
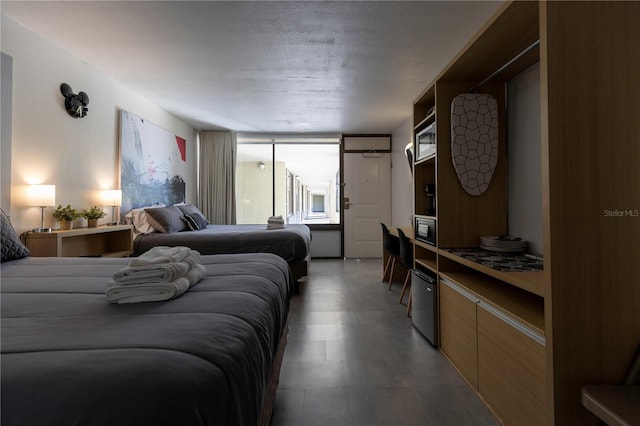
[450,93,499,196]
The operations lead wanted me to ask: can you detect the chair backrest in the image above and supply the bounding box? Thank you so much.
[380,223,400,255]
[397,228,413,269]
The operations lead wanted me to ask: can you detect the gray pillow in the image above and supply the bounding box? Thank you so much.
[189,212,209,230]
[177,204,209,225]
[144,206,187,233]
[1,209,31,262]
[180,214,200,231]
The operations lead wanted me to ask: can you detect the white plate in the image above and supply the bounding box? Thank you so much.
[480,244,526,253]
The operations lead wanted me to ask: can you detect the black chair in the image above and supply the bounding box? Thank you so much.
[397,228,413,316]
[381,223,400,286]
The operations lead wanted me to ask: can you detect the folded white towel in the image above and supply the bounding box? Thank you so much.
[267,215,285,229]
[130,246,193,266]
[106,264,206,304]
[112,260,193,284]
[114,249,200,284]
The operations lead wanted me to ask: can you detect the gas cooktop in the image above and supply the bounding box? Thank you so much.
[446,248,544,272]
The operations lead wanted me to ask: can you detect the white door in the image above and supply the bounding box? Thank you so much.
[343,152,391,258]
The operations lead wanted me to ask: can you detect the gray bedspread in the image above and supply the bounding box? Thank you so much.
[133,224,311,261]
[1,253,292,426]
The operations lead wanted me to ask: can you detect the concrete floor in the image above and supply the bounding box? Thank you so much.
[271,258,499,426]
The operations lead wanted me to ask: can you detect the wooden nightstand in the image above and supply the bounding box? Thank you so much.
[24,225,133,257]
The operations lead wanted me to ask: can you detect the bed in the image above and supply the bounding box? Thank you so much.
[126,204,312,283]
[1,253,293,426]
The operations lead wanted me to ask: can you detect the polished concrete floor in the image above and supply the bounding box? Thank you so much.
[271,258,499,426]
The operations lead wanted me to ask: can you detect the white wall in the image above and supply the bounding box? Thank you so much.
[391,117,413,228]
[1,52,13,212]
[507,62,543,255]
[2,16,198,235]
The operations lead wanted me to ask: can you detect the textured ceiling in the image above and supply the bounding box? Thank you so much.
[2,1,503,133]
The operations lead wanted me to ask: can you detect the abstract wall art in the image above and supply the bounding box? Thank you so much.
[119,110,186,217]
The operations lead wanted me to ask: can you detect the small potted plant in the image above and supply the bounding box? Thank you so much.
[81,205,106,228]
[52,204,79,230]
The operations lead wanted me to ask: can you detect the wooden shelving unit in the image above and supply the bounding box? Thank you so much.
[24,225,133,258]
[414,239,437,272]
[409,1,640,424]
[414,111,435,134]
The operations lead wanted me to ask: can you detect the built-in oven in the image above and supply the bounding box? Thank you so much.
[415,217,436,246]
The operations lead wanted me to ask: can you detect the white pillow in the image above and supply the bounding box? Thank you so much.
[124,204,165,236]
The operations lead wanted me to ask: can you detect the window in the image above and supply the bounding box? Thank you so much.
[235,144,273,224]
[286,169,293,216]
[236,136,340,225]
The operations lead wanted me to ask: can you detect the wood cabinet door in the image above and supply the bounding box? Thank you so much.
[439,279,479,390]
[477,304,546,426]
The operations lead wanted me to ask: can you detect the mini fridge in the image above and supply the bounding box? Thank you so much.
[411,269,438,346]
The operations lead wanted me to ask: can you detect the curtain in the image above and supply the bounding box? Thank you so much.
[198,131,237,224]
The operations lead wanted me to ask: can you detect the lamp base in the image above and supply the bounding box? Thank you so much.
[32,227,53,233]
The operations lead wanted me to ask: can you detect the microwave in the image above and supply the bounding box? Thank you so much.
[415,121,436,160]
[415,217,436,246]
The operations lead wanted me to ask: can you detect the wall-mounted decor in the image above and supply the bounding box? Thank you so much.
[450,93,499,196]
[60,83,89,118]
[120,110,186,219]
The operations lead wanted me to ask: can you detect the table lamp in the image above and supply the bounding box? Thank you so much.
[29,184,56,233]
[102,189,122,226]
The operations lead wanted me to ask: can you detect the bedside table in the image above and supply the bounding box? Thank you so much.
[24,225,133,257]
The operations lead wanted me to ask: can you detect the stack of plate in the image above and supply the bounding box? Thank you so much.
[480,236,527,253]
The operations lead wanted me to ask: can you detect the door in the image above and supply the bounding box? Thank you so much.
[343,152,391,258]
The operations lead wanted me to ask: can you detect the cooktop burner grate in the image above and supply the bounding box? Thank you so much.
[446,248,544,272]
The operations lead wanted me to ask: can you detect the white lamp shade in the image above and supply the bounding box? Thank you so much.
[29,185,56,207]
[102,189,122,207]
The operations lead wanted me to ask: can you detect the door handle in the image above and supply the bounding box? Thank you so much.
[344,197,351,209]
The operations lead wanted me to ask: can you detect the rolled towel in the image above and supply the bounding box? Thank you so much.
[106,264,206,304]
[267,223,285,230]
[114,250,200,284]
[178,250,201,268]
[112,261,193,284]
[130,246,193,266]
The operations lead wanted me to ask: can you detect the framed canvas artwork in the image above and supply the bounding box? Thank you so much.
[119,110,186,218]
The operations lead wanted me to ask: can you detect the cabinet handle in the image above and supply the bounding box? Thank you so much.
[440,276,480,303]
[478,302,545,346]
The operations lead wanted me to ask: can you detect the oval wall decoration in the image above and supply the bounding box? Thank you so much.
[450,93,499,196]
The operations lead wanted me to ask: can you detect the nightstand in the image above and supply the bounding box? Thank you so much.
[24,225,133,257]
